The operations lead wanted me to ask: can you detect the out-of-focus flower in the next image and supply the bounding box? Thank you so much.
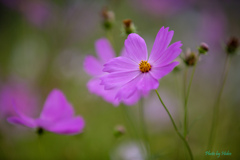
[101,27,182,102]
[19,1,52,28]
[0,80,39,119]
[226,37,239,55]
[198,8,227,47]
[114,125,126,137]
[0,0,53,28]
[84,38,143,106]
[110,141,146,160]
[101,7,115,30]
[8,89,85,135]
[130,0,189,17]
[184,49,197,66]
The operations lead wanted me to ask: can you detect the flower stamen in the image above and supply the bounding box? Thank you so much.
[139,60,151,73]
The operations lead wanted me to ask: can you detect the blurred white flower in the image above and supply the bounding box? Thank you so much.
[111,141,146,160]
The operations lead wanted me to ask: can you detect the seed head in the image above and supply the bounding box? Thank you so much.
[101,7,115,30]
[226,37,239,55]
[122,19,136,35]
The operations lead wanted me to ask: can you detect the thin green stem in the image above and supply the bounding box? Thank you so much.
[121,105,140,140]
[183,67,188,98]
[184,55,199,138]
[208,55,231,151]
[139,99,151,159]
[38,134,45,159]
[106,30,115,51]
[155,90,193,160]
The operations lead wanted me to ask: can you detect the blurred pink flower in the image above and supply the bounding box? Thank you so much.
[130,0,189,17]
[84,38,142,106]
[19,1,52,28]
[0,0,53,28]
[101,27,181,102]
[198,8,227,47]
[8,89,85,135]
[0,81,39,119]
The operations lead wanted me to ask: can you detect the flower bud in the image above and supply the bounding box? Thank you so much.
[114,125,126,137]
[198,42,209,54]
[122,19,136,36]
[184,49,197,66]
[226,37,239,55]
[101,7,115,30]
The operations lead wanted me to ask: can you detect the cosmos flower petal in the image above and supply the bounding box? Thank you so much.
[46,116,85,135]
[7,116,36,128]
[152,41,182,67]
[100,27,181,104]
[103,57,139,73]
[101,71,141,90]
[95,38,116,62]
[120,47,127,57]
[40,89,74,121]
[87,78,103,96]
[115,74,143,100]
[137,73,159,92]
[83,55,103,76]
[148,27,174,62]
[8,89,85,135]
[102,90,120,106]
[87,78,120,106]
[124,33,148,62]
[150,61,179,79]
[122,90,142,106]
[7,102,36,128]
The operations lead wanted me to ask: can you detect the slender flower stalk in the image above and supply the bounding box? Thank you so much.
[183,43,209,138]
[183,54,198,138]
[106,30,116,50]
[208,55,231,151]
[155,90,193,160]
[139,99,151,159]
[183,67,188,98]
[121,105,140,140]
[38,134,45,159]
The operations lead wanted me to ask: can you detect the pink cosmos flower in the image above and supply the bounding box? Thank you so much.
[101,27,182,101]
[0,80,39,119]
[84,38,144,106]
[7,89,85,135]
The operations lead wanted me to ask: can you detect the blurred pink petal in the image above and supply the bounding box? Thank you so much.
[8,89,85,135]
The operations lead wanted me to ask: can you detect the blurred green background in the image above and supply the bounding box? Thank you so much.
[0,0,240,159]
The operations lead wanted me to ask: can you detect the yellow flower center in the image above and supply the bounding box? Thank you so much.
[139,60,151,73]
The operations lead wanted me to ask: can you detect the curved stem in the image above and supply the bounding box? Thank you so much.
[155,90,193,160]
[208,55,231,151]
[184,62,197,138]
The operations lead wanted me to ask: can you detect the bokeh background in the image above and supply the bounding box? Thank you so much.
[0,0,240,159]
